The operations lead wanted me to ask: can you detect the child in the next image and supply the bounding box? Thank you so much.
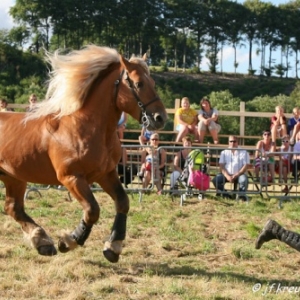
[139,126,154,145]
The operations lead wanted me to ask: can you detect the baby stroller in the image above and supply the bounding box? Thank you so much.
[177,149,210,205]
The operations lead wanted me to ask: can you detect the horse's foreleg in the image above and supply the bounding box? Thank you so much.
[57,176,100,253]
[3,178,56,256]
[98,171,129,263]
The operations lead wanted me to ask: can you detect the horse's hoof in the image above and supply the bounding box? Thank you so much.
[103,249,119,263]
[58,238,70,253]
[37,245,57,256]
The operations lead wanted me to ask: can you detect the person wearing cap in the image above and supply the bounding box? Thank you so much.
[138,133,166,195]
[254,130,275,184]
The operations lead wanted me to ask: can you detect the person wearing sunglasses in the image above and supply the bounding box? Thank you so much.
[254,130,275,184]
[276,135,292,192]
[197,97,221,144]
[212,136,250,200]
[138,133,166,195]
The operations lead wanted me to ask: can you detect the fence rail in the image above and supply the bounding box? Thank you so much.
[8,100,292,138]
[17,145,300,209]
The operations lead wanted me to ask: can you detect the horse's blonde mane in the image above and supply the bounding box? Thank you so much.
[25,45,120,120]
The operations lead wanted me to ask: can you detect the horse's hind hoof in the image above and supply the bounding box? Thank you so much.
[37,245,57,256]
[103,249,119,263]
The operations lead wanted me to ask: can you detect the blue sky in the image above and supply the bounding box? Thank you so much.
[200,0,293,75]
[1,0,294,76]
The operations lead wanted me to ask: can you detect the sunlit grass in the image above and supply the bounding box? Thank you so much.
[0,189,300,299]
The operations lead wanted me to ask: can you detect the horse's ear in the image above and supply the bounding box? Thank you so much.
[120,55,132,72]
[142,53,147,61]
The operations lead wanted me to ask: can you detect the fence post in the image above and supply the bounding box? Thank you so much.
[240,101,245,137]
[173,98,181,131]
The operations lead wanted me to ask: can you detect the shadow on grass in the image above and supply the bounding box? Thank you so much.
[85,259,300,287]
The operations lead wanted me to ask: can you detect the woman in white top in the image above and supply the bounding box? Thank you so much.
[197,97,220,144]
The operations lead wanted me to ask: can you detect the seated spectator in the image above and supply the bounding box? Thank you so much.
[26,94,38,112]
[138,133,166,195]
[291,131,300,182]
[175,97,198,142]
[117,112,127,139]
[170,136,192,191]
[139,126,154,145]
[0,99,13,112]
[254,130,275,184]
[117,147,137,188]
[270,105,287,144]
[197,97,221,144]
[288,107,300,146]
[212,136,250,200]
[276,135,292,192]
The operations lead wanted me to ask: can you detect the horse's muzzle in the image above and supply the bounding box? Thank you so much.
[148,112,168,130]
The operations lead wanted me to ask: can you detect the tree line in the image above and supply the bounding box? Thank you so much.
[2,0,300,78]
[1,0,300,139]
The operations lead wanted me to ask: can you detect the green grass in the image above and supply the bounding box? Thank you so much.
[0,188,300,299]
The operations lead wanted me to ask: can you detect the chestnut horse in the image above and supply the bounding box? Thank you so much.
[0,45,167,262]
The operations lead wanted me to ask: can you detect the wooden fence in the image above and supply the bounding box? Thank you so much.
[9,100,292,137]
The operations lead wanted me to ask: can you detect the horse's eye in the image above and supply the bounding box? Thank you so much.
[135,82,143,89]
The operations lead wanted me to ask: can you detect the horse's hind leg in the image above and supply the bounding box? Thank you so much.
[98,171,129,263]
[3,177,57,256]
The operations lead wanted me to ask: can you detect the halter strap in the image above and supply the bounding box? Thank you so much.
[114,69,159,127]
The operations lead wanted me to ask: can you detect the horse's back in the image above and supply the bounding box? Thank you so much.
[0,112,59,184]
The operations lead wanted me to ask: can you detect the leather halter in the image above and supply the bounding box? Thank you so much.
[114,69,159,127]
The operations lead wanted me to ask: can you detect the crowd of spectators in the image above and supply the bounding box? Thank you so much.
[2,94,299,197]
[115,98,300,198]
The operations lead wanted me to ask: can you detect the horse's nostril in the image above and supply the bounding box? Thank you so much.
[155,115,163,123]
[153,113,163,123]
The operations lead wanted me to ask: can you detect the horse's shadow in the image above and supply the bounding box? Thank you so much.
[85,259,300,287]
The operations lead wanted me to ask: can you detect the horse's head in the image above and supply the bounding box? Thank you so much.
[118,55,167,130]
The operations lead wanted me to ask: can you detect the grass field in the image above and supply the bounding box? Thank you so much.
[0,188,300,300]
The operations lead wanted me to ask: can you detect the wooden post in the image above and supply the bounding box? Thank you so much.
[239,102,245,145]
[173,98,180,131]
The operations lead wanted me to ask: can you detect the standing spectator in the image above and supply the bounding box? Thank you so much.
[175,97,198,142]
[138,133,166,195]
[270,105,287,144]
[117,112,127,140]
[26,94,38,112]
[0,99,13,112]
[170,136,192,191]
[291,131,300,182]
[197,97,221,144]
[254,130,275,183]
[118,147,137,188]
[277,135,292,192]
[139,126,154,145]
[212,135,250,200]
[288,107,300,146]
